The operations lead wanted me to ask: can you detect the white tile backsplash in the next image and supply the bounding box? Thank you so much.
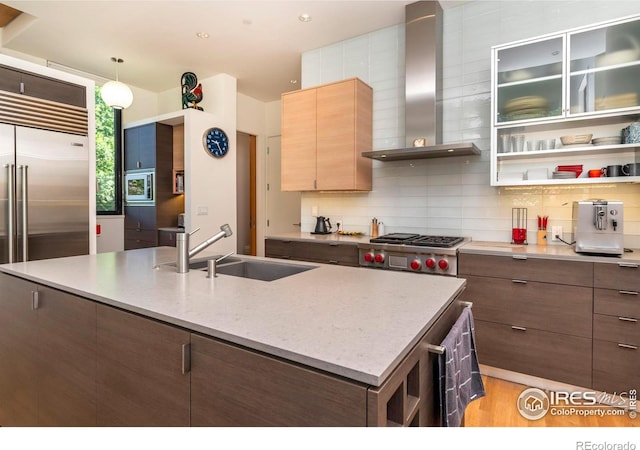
[300,1,640,248]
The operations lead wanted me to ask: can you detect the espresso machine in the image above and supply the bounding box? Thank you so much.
[572,200,624,256]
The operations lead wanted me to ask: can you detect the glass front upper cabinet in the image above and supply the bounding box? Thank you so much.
[568,17,640,116]
[495,36,564,124]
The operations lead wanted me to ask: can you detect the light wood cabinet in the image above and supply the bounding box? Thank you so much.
[281,78,372,191]
[458,253,593,387]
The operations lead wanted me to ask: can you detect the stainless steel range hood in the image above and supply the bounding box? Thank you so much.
[362,1,480,161]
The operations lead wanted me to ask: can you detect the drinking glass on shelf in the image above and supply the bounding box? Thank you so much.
[511,135,525,153]
[499,134,511,153]
[527,140,541,151]
[542,138,556,150]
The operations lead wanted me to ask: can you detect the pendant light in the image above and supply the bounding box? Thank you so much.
[101,57,133,109]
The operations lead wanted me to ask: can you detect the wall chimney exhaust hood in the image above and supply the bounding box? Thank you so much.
[362,1,480,161]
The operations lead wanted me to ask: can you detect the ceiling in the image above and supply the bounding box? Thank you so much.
[0,1,465,102]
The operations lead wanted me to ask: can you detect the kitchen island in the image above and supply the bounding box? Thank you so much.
[0,247,466,426]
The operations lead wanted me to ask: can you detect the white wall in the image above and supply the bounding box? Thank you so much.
[182,74,238,256]
[299,1,640,248]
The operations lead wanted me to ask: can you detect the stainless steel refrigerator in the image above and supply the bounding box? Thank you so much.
[0,123,89,263]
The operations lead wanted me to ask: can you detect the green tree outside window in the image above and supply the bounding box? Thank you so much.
[95,86,121,213]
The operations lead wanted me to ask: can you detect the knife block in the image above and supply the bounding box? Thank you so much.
[537,230,547,246]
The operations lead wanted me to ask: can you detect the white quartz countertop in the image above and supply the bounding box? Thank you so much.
[0,248,465,386]
[460,241,640,263]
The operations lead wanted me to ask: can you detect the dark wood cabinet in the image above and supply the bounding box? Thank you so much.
[0,273,97,427]
[0,273,39,426]
[124,123,183,250]
[124,123,158,171]
[458,253,594,387]
[125,206,158,248]
[96,304,191,426]
[474,319,592,388]
[37,284,97,426]
[265,238,359,266]
[0,64,86,107]
[158,229,181,247]
[592,262,639,394]
[191,333,367,426]
[191,295,463,427]
[0,271,463,427]
[367,298,464,427]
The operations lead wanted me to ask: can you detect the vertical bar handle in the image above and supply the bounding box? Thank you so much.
[31,290,39,310]
[181,343,191,374]
[6,164,14,263]
[19,165,28,261]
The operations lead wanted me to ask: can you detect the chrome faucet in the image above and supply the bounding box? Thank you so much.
[176,224,233,273]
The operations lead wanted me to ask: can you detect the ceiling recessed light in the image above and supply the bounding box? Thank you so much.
[298,14,312,23]
[196,32,209,39]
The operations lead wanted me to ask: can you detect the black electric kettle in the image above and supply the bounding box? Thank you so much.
[312,216,332,234]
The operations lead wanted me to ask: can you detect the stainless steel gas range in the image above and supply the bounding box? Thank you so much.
[357,233,470,276]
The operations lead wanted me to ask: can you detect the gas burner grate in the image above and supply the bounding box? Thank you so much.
[369,233,419,244]
[408,235,464,248]
[369,234,464,248]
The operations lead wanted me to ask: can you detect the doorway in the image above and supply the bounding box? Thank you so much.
[236,131,256,255]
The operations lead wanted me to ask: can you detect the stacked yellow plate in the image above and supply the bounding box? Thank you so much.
[503,96,548,121]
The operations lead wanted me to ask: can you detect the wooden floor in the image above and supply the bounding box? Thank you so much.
[464,376,638,427]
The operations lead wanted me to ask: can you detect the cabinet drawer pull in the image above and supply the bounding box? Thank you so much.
[181,343,191,375]
[618,263,638,269]
[619,290,639,296]
[329,243,339,247]
[511,279,527,284]
[31,290,39,310]
[617,343,638,350]
[511,326,527,331]
[328,260,339,264]
[618,317,638,323]
[512,255,527,261]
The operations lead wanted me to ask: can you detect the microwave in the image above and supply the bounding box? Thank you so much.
[125,170,154,204]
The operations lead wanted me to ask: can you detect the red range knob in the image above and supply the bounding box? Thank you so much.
[374,253,385,263]
[363,252,374,262]
[425,258,436,269]
[438,259,449,270]
[410,259,422,271]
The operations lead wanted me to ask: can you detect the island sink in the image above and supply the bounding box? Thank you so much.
[209,259,316,281]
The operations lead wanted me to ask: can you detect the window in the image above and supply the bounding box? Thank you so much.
[95,86,122,215]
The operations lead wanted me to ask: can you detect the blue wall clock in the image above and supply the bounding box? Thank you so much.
[203,127,229,158]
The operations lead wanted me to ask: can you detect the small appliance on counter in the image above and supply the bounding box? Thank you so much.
[572,200,624,256]
[312,216,332,235]
[178,213,185,229]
